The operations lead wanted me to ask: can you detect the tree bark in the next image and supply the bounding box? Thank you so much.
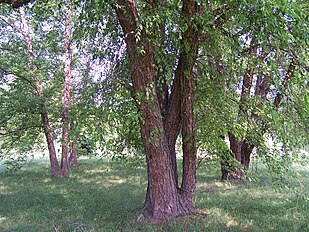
[19,7,61,177]
[222,44,257,180]
[222,49,296,180]
[60,0,73,176]
[68,139,78,166]
[115,0,200,222]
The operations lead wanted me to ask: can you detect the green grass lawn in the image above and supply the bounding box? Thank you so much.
[0,158,308,231]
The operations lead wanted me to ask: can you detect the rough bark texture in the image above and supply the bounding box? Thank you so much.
[115,0,200,222]
[19,7,61,177]
[179,0,200,209]
[60,0,73,176]
[154,20,180,186]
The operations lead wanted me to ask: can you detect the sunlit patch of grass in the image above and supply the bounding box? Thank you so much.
[0,159,308,231]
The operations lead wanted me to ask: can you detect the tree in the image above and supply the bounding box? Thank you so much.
[1,0,308,222]
[60,0,73,175]
[192,0,308,181]
[0,6,62,176]
[0,0,78,176]
[113,0,201,221]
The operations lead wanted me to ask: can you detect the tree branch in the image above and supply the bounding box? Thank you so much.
[0,14,24,35]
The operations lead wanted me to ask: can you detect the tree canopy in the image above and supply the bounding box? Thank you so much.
[0,0,308,222]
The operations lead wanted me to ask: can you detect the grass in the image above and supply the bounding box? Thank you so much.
[0,158,308,232]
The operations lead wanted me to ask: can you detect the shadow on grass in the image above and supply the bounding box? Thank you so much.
[0,159,308,232]
[0,160,147,231]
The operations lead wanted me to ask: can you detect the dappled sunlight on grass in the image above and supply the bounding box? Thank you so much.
[0,159,308,231]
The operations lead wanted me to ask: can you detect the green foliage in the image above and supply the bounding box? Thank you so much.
[0,0,308,186]
[194,0,308,179]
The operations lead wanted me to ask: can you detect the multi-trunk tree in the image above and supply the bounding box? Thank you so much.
[192,0,308,180]
[0,0,77,176]
[113,0,202,221]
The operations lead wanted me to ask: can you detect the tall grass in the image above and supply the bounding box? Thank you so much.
[0,158,308,231]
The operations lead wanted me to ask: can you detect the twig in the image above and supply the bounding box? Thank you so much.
[0,15,24,35]
[29,194,89,230]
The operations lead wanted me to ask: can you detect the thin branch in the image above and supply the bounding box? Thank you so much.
[0,66,35,89]
[29,194,89,231]
[0,125,42,136]
[0,14,24,35]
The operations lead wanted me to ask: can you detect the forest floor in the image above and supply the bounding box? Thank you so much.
[0,158,308,231]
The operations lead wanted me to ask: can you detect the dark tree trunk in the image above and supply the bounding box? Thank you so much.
[221,136,254,180]
[163,68,182,186]
[220,149,235,181]
[41,111,61,176]
[155,21,180,186]
[115,0,200,222]
[220,44,296,180]
[68,139,78,166]
[221,44,257,180]
[242,141,254,172]
[180,53,197,210]
[226,132,244,180]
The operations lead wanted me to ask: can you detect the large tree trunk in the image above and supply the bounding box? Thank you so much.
[19,7,61,176]
[115,0,200,222]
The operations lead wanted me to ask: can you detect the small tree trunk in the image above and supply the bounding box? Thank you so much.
[41,111,61,176]
[60,0,73,176]
[180,56,197,210]
[242,141,254,172]
[68,139,78,166]
[220,149,234,181]
[226,132,243,180]
[19,7,61,176]
[224,133,255,180]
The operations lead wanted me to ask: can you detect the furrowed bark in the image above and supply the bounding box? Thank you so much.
[115,0,201,221]
[154,19,179,186]
[179,0,200,209]
[115,0,184,222]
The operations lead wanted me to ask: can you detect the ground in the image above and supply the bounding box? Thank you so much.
[0,157,308,231]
